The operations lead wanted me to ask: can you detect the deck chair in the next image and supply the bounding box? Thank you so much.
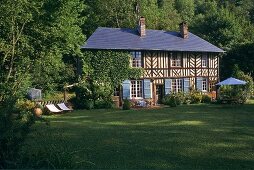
[45,104,63,113]
[57,103,73,111]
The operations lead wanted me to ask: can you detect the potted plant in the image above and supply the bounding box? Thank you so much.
[34,103,43,117]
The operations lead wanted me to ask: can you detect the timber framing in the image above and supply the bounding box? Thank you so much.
[142,51,219,88]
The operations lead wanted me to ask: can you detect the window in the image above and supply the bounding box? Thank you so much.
[131,51,141,67]
[171,53,182,67]
[131,80,143,98]
[113,87,120,96]
[202,78,207,91]
[202,53,208,67]
[171,79,183,93]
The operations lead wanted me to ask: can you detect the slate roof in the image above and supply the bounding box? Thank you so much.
[82,27,224,53]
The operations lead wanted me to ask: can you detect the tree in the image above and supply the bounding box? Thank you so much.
[192,7,245,50]
[221,43,254,79]
[175,0,195,24]
[28,0,86,91]
[0,0,86,101]
[0,0,86,168]
[83,0,182,36]
[0,0,42,101]
[192,1,254,50]
[83,0,137,37]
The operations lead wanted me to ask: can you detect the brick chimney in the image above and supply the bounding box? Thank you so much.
[138,17,146,37]
[179,22,189,39]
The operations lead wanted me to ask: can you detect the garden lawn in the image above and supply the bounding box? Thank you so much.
[18,104,254,169]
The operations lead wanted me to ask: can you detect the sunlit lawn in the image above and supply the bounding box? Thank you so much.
[19,103,254,169]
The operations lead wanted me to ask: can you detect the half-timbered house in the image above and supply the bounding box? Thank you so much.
[82,17,224,105]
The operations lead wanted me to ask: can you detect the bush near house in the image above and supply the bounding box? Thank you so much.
[162,91,204,107]
[122,99,131,110]
[94,99,114,109]
[202,94,212,103]
[162,93,184,107]
[219,85,247,104]
[219,66,254,104]
[189,90,202,104]
[70,79,116,110]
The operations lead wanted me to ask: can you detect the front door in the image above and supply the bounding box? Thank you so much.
[156,85,164,104]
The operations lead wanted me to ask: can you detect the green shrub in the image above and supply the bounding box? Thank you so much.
[202,94,212,103]
[14,99,36,126]
[225,65,254,104]
[162,94,169,105]
[72,81,115,110]
[190,91,202,104]
[69,94,95,110]
[15,99,35,112]
[219,85,248,104]
[123,99,131,110]
[163,94,177,107]
[103,100,114,109]
[163,92,202,105]
[0,98,35,168]
[175,92,185,105]
[183,93,191,104]
[219,85,232,100]
[163,92,193,106]
[169,95,177,107]
[84,100,94,110]
[94,99,114,109]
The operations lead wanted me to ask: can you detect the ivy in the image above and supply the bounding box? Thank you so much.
[78,50,143,101]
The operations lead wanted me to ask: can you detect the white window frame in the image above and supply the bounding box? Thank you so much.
[202,78,207,92]
[202,53,208,67]
[171,53,182,67]
[131,51,142,67]
[131,80,143,99]
[171,79,183,93]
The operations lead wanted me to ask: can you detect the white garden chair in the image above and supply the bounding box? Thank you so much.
[57,103,73,111]
[45,104,63,113]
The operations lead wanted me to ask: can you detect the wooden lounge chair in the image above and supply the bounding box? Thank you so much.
[45,104,63,113]
[57,103,73,111]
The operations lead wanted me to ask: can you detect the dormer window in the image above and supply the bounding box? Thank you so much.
[171,53,181,67]
[131,51,141,67]
[202,53,208,67]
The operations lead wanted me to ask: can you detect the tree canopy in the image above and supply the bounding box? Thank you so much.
[0,0,85,101]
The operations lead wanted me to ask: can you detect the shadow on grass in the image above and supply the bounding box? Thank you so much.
[18,104,254,169]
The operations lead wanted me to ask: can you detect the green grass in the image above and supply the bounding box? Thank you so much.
[18,104,254,169]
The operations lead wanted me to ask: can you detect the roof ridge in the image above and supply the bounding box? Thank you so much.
[97,27,182,33]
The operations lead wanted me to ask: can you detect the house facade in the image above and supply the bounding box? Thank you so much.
[82,17,224,105]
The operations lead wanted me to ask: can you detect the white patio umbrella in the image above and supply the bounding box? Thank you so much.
[216,77,247,86]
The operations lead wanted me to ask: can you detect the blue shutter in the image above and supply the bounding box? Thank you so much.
[143,79,151,99]
[122,80,131,99]
[165,79,172,95]
[183,78,190,93]
[196,77,203,91]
